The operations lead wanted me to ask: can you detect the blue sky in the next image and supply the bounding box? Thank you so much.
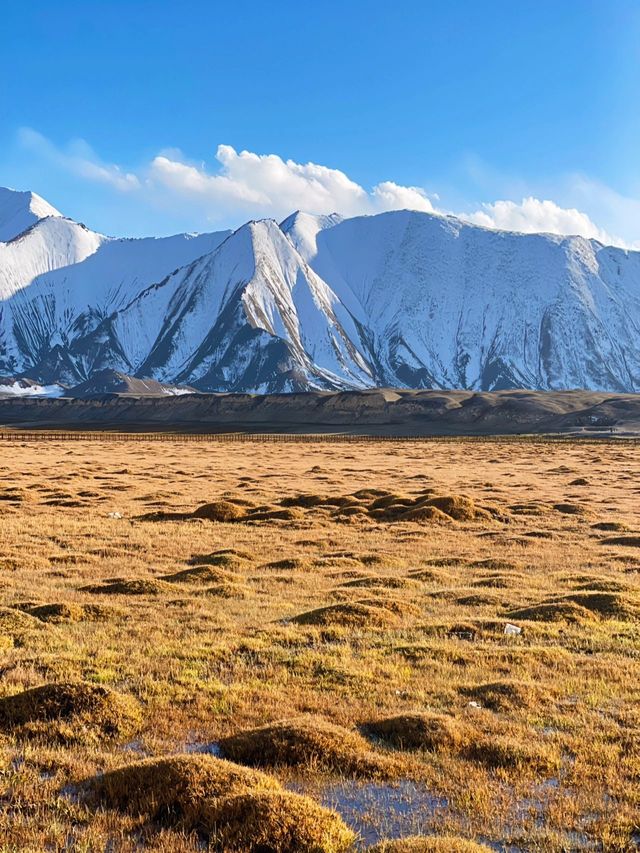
[1,1,639,245]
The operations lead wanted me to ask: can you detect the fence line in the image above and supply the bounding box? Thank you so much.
[0,430,633,444]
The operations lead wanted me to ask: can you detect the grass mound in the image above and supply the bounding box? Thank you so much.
[261,558,312,572]
[211,790,355,852]
[161,565,237,584]
[205,582,248,599]
[0,682,141,740]
[281,493,329,508]
[553,502,587,515]
[89,752,277,817]
[247,507,304,522]
[369,837,492,852]
[338,576,415,590]
[81,578,173,596]
[506,601,596,623]
[417,496,493,522]
[462,680,551,712]
[471,574,524,589]
[463,735,560,772]
[0,606,47,637]
[22,602,87,623]
[591,522,628,532]
[562,591,640,620]
[219,714,401,778]
[471,558,520,571]
[192,501,246,522]
[90,752,354,850]
[189,548,254,567]
[455,592,505,607]
[290,602,400,628]
[600,535,640,547]
[363,712,470,752]
[399,506,452,523]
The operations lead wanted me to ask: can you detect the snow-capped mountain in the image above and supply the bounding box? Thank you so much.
[1,186,639,393]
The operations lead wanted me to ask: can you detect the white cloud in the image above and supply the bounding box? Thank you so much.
[13,129,639,248]
[148,145,432,219]
[18,128,140,193]
[372,181,434,213]
[461,197,618,245]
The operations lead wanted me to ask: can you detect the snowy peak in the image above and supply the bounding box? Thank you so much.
[0,194,639,395]
[280,210,343,260]
[0,187,62,242]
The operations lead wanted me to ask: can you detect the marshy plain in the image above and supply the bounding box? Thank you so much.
[0,436,638,851]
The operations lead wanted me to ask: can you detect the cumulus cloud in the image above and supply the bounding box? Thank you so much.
[14,129,638,247]
[148,145,432,219]
[462,196,617,245]
[18,128,140,192]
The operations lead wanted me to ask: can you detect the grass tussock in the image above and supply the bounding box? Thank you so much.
[600,535,640,547]
[81,578,174,596]
[463,734,560,773]
[0,682,141,740]
[461,680,552,712]
[290,602,401,628]
[160,565,238,584]
[89,753,354,851]
[261,558,313,572]
[192,500,247,522]
[219,714,403,778]
[368,837,493,852]
[19,602,115,623]
[506,601,597,623]
[0,606,48,643]
[205,582,248,599]
[338,576,416,590]
[363,712,470,752]
[189,548,255,566]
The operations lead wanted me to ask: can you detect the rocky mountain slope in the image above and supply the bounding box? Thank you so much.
[1,187,639,393]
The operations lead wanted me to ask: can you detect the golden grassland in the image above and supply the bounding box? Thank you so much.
[0,436,638,852]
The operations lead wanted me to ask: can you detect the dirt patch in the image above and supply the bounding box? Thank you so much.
[362,712,470,752]
[219,715,402,778]
[0,682,141,741]
[290,602,401,628]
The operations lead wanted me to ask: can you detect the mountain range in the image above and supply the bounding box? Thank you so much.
[1,187,639,394]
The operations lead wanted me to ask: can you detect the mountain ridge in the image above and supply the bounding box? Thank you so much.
[1,187,638,394]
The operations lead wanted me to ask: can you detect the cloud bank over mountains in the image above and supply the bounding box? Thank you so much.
[13,128,638,249]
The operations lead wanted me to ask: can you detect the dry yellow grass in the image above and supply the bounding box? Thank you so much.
[0,435,639,850]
